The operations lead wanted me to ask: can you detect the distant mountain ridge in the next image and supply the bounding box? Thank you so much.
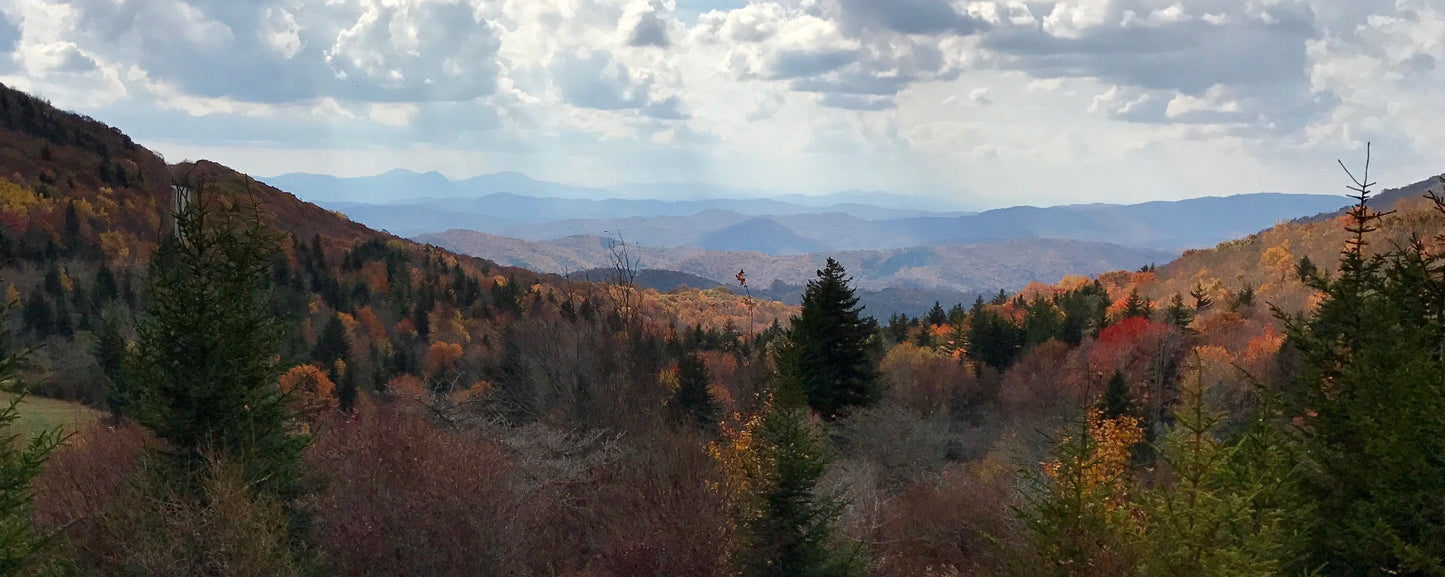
[419,230,1175,295]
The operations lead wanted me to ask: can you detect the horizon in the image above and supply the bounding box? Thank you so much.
[255,165,1357,212]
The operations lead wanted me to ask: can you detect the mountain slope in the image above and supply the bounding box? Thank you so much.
[0,82,793,410]
[692,217,831,255]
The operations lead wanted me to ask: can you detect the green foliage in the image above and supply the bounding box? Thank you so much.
[775,258,880,419]
[1132,365,1283,577]
[94,314,128,417]
[1163,293,1195,329]
[927,301,947,326]
[738,394,863,577]
[672,352,719,429]
[1022,411,1135,576]
[0,300,64,575]
[1277,171,1445,575]
[123,190,309,505]
[1229,284,1255,312]
[1121,288,1153,320]
[312,312,351,370]
[966,300,1023,371]
[1099,370,1133,420]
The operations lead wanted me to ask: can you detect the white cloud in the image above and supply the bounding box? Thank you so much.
[0,0,1438,204]
[368,102,417,126]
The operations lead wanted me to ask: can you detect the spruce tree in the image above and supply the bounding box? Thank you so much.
[775,258,879,419]
[124,189,308,503]
[738,380,863,577]
[1162,294,1194,329]
[1099,370,1133,420]
[0,300,63,573]
[672,351,719,429]
[927,301,947,326]
[1121,288,1153,320]
[1279,170,1445,574]
[95,314,128,417]
[312,312,351,371]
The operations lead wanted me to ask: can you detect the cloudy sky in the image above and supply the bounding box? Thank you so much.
[0,0,1439,207]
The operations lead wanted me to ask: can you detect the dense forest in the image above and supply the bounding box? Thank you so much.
[4,84,1445,577]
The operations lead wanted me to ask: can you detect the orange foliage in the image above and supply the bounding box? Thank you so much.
[1244,324,1284,361]
[278,364,339,422]
[423,341,464,375]
[1018,281,1057,301]
[355,306,387,341]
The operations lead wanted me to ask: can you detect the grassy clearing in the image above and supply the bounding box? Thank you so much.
[2,392,104,442]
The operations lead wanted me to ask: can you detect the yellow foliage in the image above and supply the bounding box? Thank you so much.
[4,285,19,306]
[1043,409,1143,508]
[707,407,769,524]
[0,177,43,220]
[337,312,358,336]
[98,231,131,264]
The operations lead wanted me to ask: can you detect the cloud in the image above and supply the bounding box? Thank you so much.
[3,0,1442,205]
[368,102,417,127]
[621,0,671,47]
[769,48,858,78]
[819,93,894,110]
[550,49,688,119]
[834,0,988,35]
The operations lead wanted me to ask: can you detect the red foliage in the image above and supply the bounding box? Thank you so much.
[1097,317,1152,346]
[307,403,517,577]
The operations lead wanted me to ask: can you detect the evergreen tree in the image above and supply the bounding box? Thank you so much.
[947,303,968,325]
[337,365,358,413]
[1229,284,1255,312]
[1099,370,1133,420]
[884,313,910,345]
[775,258,879,419]
[312,312,351,370]
[95,314,128,417]
[1278,172,1445,575]
[966,302,1023,372]
[738,382,863,577]
[672,352,719,429]
[1121,288,1153,320]
[1022,296,1064,347]
[1162,294,1194,329]
[1189,282,1213,312]
[1295,255,1319,283]
[93,264,118,303]
[123,190,309,504]
[20,292,51,337]
[1132,363,1283,577]
[0,300,64,573]
[926,301,947,326]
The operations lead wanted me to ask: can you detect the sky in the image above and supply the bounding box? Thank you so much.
[0,0,1440,208]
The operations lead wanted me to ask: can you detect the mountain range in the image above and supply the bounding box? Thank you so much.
[418,230,1176,295]
[267,170,1347,256]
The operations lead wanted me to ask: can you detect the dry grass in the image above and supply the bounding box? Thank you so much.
[2,392,103,442]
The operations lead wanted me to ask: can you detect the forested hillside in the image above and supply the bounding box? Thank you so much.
[4,84,1445,577]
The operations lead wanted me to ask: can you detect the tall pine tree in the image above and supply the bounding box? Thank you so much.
[775,258,879,419]
[1279,168,1445,575]
[124,187,309,504]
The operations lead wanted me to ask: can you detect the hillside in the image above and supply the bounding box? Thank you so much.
[0,83,787,410]
[1141,173,1445,314]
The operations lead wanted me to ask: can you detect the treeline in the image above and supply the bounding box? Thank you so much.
[4,149,1445,576]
